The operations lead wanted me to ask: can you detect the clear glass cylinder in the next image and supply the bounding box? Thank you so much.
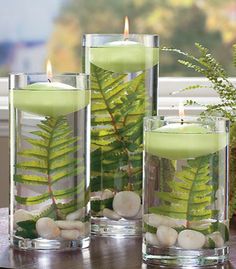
[143,116,230,266]
[83,34,159,236]
[9,73,90,250]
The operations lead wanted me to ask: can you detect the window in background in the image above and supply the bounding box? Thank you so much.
[0,0,236,76]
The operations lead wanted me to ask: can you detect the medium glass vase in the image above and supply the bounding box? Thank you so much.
[143,116,229,266]
[83,34,159,236]
[9,73,90,250]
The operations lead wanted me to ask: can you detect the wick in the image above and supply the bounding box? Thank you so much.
[48,79,51,83]
[181,118,184,125]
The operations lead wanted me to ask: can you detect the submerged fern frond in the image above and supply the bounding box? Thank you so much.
[150,156,216,222]
[91,64,147,191]
[15,116,86,218]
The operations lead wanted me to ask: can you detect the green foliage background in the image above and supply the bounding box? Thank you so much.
[48,0,236,76]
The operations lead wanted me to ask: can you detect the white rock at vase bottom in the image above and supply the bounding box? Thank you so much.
[145,232,159,246]
[60,229,81,240]
[206,232,224,248]
[55,220,85,231]
[189,219,215,230]
[133,205,142,219]
[143,213,185,228]
[101,189,114,200]
[113,191,141,218]
[178,230,205,250]
[156,225,178,247]
[36,217,61,239]
[66,207,85,221]
[13,209,34,229]
[103,208,121,221]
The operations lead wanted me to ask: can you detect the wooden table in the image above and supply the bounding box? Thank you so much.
[0,208,235,269]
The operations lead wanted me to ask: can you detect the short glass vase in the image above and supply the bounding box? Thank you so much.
[143,116,230,266]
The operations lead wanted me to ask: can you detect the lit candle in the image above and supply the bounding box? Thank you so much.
[90,16,159,73]
[144,106,227,160]
[13,60,89,117]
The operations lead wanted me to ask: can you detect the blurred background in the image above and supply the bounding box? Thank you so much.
[0,0,236,77]
[0,0,236,206]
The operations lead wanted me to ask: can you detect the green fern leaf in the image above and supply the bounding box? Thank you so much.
[151,156,216,222]
[16,161,47,173]
[15,192,50,205]
[18,149,47,159]
[53,181,84,199]
[14,174,48,185]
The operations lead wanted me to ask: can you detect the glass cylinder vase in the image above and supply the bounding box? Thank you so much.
[9,73,90,250]
[143,116,229,266]
[83,34,159,236]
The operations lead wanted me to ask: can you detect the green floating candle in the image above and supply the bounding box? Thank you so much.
[90,41,159,73]
[13,82,90,117]
[145,123,227,160]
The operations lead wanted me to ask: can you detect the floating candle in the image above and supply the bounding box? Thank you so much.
[145,122,227,160]
[89,17,159,73]
[13,61,90,117]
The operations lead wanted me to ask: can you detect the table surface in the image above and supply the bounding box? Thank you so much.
[0,208,235,269]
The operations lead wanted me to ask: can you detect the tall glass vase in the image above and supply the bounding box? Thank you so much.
[83,34,159,236]
[9,73,90,250]
[143,116,229,266]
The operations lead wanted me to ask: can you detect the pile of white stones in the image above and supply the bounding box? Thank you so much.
[92,190,142,221]
[14,207,89,240]
[144,213,225,249]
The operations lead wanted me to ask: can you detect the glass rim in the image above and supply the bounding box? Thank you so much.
[144,115,230,123]
[83,33,159,38]
[9,72,89,78]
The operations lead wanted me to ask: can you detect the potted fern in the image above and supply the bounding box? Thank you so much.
[163,43,236,218]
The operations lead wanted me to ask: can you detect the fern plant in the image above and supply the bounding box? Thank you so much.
[91,63,148,192]
[163,43,236,218]
[150,156,215,225]
[15,116,87,220]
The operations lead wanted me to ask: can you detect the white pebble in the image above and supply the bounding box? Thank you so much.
[60,229,80,240]
[189,219,215,230]
[133,205,142,219]
[66,207,85,221]
[145,232,159,246]
[103,208,121,221]
[156,225,178,247]
[55,220,85,231]
[36,218,60,239]
[13,209,34,228]
[143,213,185,228]
[113,191,141,218]
[178,230,205,249]
[101,189,114,200]
[207,232,224,248]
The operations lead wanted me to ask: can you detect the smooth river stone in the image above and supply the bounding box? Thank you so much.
[156,225,178,247]
[113,191,141,218]
[178,230,205,249]
[36,217,61,239]
[13,209,34,228]
[143,213,185,228]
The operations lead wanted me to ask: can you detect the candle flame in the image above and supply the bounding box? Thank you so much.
[46,59,52,80]
[124,16,129,39]
[179,102,185,118]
